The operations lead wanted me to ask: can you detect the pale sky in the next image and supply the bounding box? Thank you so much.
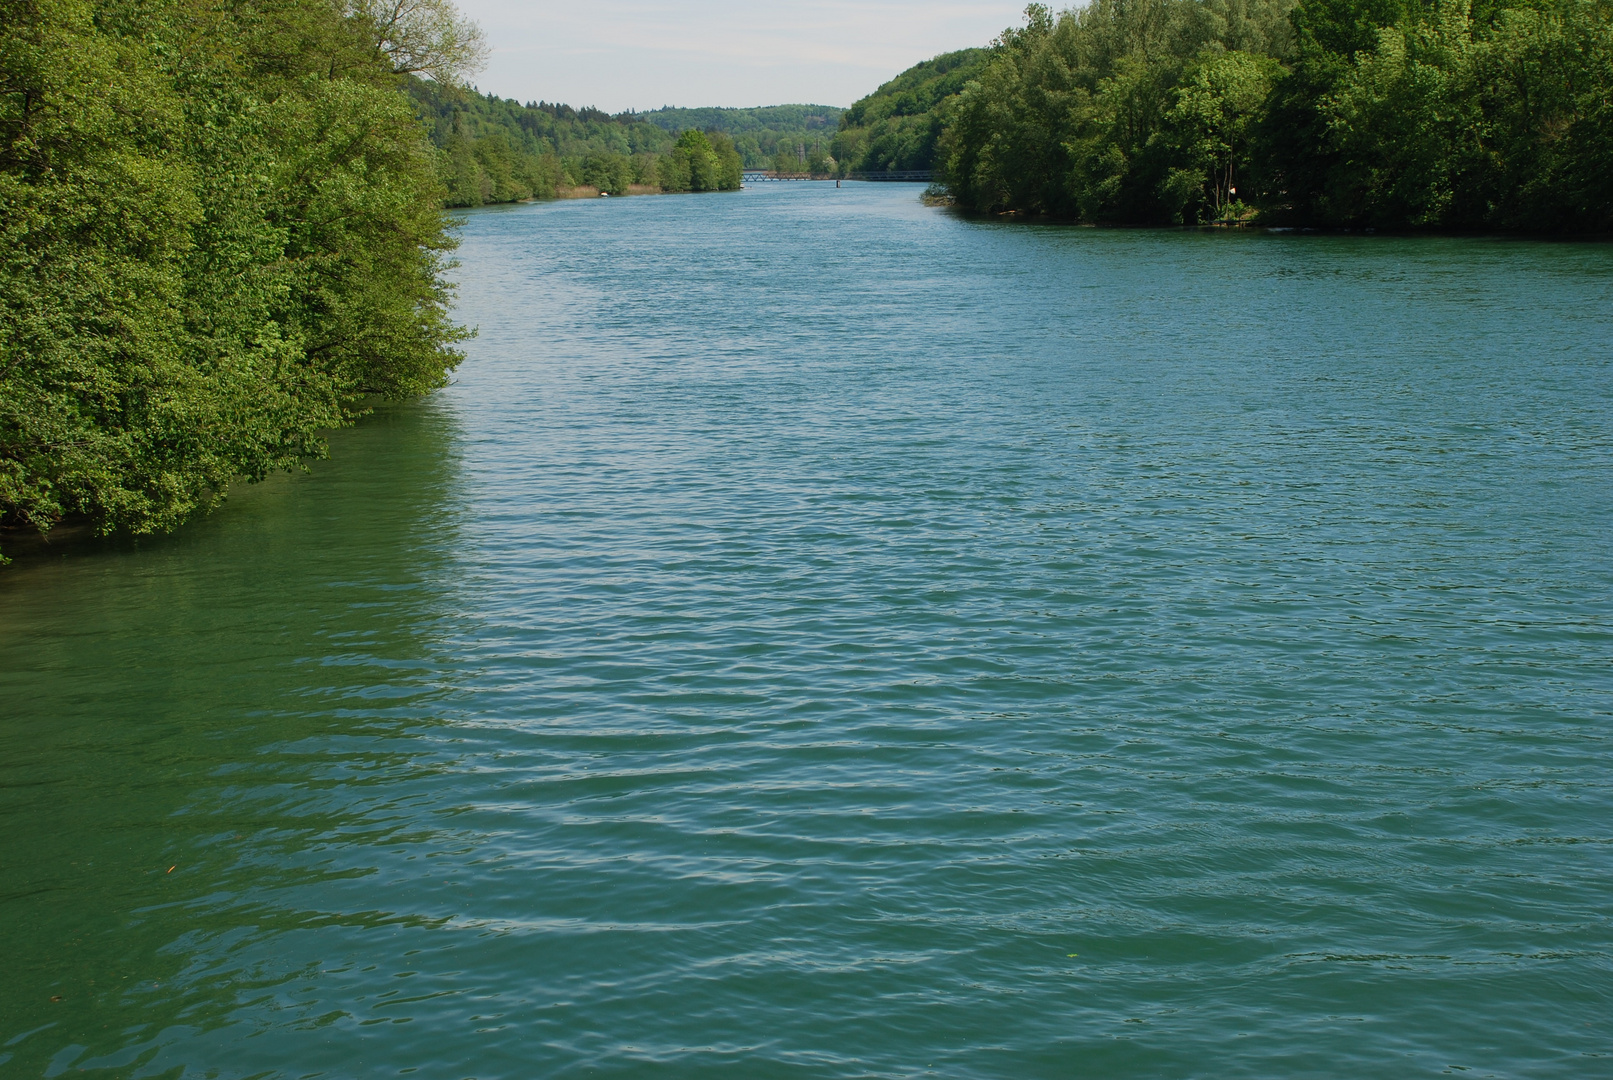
[454,1,1029,112]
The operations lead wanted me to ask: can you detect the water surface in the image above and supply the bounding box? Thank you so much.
[3,184,1611,1078]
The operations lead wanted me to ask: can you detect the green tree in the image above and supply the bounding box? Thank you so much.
[346,0,488,82]
[773,143,802,175]
[1165,50,1283,219]
[581,151,633,194]
[833,48,990,174]
[0,0,472,558]
[659,129,741,192]
[938,0,1612,232]
[1322,12,1485,226]
[710,132,744,189]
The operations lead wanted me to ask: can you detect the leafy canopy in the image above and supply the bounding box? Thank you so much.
[939,0,1613,231]
[0,0,475,557]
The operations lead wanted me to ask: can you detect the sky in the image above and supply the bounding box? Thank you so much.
[452,1,1030,113]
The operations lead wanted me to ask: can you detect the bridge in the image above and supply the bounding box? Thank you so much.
[742,170,935,184]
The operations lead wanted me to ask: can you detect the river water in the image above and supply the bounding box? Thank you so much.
[2,183,1611,1077]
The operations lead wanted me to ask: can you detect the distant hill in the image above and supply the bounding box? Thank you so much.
[832,49,989,174]
[634,105,842,135]
[409,80,676,162]
[406,80,748,205]
[633,106,844,169]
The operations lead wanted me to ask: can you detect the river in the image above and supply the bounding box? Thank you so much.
[2,183,1611,1077]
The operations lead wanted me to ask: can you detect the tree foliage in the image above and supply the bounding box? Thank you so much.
[406,81,744,203]
[658,129,743,192]
[940,0,1613,231]
[0,0,472,556]
[346,0,487,83]
[635,105,842,169]
[833,49,991,174]
[944,0,1295,221]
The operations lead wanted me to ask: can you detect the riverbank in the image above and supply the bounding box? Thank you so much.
[939,3,1613,233]
[550,184,665,199]
[0,0,470,560]
[0,519,96,562]
[439,130,742,209]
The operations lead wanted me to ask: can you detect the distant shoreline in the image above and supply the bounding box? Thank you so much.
[547,184,664,200]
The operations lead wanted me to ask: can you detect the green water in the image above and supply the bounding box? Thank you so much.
[3,184,1611,1077]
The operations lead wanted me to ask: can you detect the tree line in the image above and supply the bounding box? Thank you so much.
[632,104,842,171]
[0,0,488,559]
[937,0,1613,230]
[409,81,746,204]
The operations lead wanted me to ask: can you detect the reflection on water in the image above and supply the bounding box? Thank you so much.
[0,403,466,1072]
[2,185,1612,1078]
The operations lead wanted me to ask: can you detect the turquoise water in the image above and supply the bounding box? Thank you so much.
[2,183,1611,1077]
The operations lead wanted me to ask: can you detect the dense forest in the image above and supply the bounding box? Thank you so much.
[833,49,990,173]
[940,0,1613,230]
[634,104,842,170]
[0,0,485,558]
[410,79,670,203]
[408,80,742,204]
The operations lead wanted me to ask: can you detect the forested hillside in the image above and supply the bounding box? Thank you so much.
[0,0,481,558]
[406,80,743,203]
[941,0,1613,231]
[635,105,842,169]
[833,49,989,174]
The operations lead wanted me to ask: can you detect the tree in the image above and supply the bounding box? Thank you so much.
[659,130,741,192]
[938,0,1613,231]
[346,0,488,84]
[1166,51,1282,219]
[0,0,475,557]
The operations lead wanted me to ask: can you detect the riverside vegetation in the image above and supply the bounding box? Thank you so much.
[933,0,1613,229]
[0,0,485,560]
[408,80,744,204]
[635,104,842,175]
[833,49,991,175]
